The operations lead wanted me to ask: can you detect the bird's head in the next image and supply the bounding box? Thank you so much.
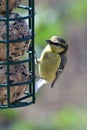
[46,36,68,54]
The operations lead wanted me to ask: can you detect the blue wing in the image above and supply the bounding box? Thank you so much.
[51,55,67,87]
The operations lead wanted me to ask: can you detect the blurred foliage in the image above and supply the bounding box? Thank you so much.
[0,109,17,130]
[12,121,53,130]
[52,107,87,129]
[35,20,64,47]
[35,7,64,47]
[9,108,87,130]
[12,121,35,130]
[0,109,17,120]
[35,0,87,48]
[36,21,63,46]
[0,0,87,130]
[69,0,87,22]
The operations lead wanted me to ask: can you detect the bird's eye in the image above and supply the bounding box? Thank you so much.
[58,38,66,44]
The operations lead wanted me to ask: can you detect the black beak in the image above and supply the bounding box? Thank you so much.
[46,40,59,46]
[46,40,68,51]
[46,40,51,44]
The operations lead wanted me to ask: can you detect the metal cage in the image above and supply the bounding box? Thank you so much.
[0,0,35,108]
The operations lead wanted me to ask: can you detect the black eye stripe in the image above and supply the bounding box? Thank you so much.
[50,42,65,47]
[58,38,66,43]
[52,42,59,46]
[46,40,68,48]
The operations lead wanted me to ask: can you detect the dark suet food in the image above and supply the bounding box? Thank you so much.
[0,13,31,60]
[0,0,21,14]
[0,63,29,105]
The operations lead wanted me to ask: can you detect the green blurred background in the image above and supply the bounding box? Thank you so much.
[0,0,87,130]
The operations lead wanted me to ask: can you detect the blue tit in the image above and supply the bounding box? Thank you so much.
[36,35,68,89]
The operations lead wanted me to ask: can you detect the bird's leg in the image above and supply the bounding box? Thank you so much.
[35,74,44,80]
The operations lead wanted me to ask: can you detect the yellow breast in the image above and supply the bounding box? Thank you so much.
[39,50,61,82]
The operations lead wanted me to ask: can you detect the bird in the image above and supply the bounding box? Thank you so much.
[35,35,68,89]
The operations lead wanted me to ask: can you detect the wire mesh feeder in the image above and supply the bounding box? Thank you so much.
[0,0,35,108]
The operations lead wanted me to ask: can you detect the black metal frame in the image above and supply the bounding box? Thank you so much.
[0,0,35,108]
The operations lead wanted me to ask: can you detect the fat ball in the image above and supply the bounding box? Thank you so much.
[0,62,29,105]
[0,13,31,60]
[0,0,21,14]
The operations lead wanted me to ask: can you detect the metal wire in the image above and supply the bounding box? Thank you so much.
[0,0,35,108]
